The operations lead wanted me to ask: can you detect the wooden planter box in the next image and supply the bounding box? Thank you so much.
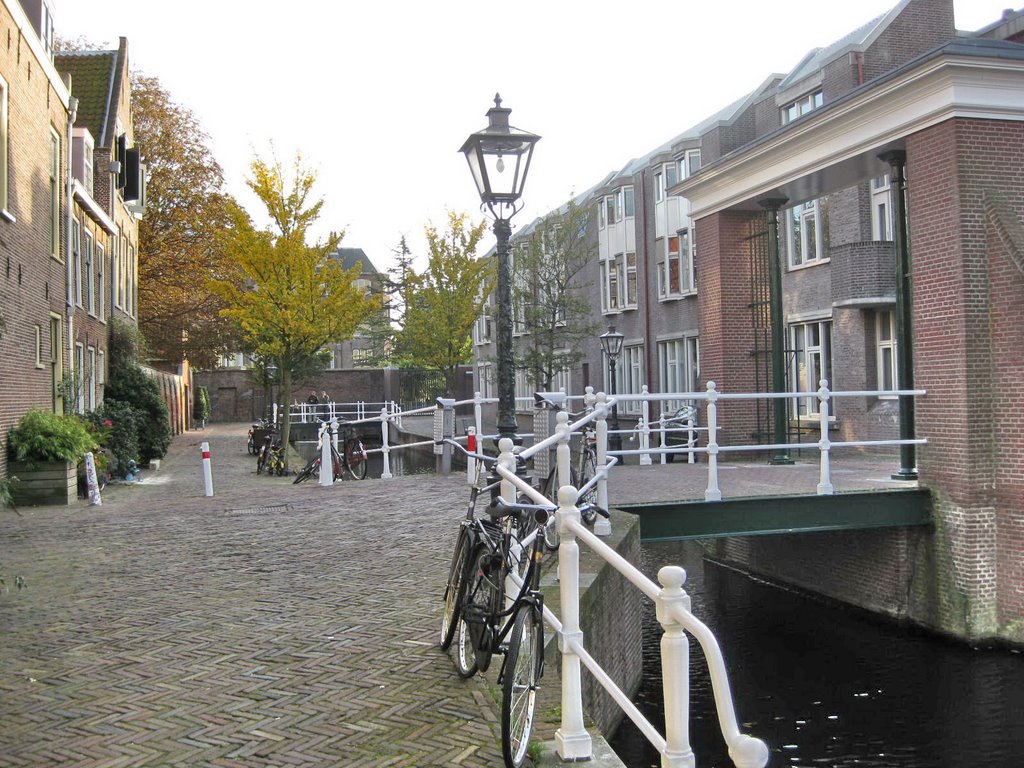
[8,460,77,506]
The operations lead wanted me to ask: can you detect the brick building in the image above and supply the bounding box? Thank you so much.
[0,0,143,477]
[476,0,1024,643]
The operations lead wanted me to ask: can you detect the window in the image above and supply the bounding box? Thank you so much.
[129,243,136,316]
[598,198,606,229]
[0,75,8,215]
[50,129,61,259]
[87,347,97,411]
[85,231,95,314]
[83,140,94,194]
[72,220,82,307]
[658,230,694,299]
[786,199,828,267]
[96,243,105,318]
[474,302,492,344]
[97,350,105,401]
[871,175,893,241]
[603,259,620,312]
[658,336,700,414]
[117,233,126,309]
[605,196,616,226]
[476,362,494,399]
[35,325,44,368]
[790,320,832,417]
[75,343,85,414]
[655,162,679,203]
[684,149,701,177]
[612,345,645,415]
[620,186,634,219]
[876,310,897,396]
[782,90,823,124]
[624,252,637,308]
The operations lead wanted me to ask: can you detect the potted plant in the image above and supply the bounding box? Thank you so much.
[7,410,98,506]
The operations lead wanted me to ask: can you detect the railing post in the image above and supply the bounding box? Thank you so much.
[474,391,484,445]
[705,382,722,501]
[330,416,339,453]
[817,380,835,495]
[640,386,652,466]
[379,406,393,480]
[594,392,612,536]
[319,421,332,487]
[656,566,696,768]
[556,411,572,489]
[555,485,593,761]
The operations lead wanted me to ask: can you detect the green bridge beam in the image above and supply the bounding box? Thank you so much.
[619,489,932,541]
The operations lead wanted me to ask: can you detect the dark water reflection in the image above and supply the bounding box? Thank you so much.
[610,540,1024,768]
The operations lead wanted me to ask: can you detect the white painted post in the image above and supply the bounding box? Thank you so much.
[497,437,519,613]
[200,441,214,496]
[594,392,612,536]
[656,566,696,768]
[705,382,722,501]
[817,379,835,495]
[474,391,484,444]
[319,421,333,487]
[555,411,571,489]
[555,485,593,761]
[330,417,339,454]
[84,451,102,506]
[380,406,393,480]
[640,385,652,466]
[466,426,477,485]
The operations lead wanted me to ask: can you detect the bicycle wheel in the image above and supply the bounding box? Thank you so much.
[256,445,267,475]
[540,466,579,550]
[344,438,368,480]
[578,449,598,524]
[501,602,544,768]
[293,457,320,484]
[459,545,502,675]
[440,528,472,650]
[247,435,256,455]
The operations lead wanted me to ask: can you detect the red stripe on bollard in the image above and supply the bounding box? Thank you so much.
[202,451,211,459]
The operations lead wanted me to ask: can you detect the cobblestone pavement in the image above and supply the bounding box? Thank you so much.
[0,422,910,767]
[0,423,557,767]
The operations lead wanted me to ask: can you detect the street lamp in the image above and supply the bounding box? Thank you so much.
[599,326,624,453]
[265,363,278,425]
[460,94,540,443]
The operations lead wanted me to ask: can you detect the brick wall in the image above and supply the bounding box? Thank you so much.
[862,0,956,83]
[0,4,71,478]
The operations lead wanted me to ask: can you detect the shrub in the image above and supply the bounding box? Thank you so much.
[105,320,171,465]
[195,386,211,424]
[7,410,97,466]
[93,400,142,477]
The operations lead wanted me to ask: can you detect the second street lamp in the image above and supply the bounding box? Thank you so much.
[599,326,624,453]
[460,94,540,443]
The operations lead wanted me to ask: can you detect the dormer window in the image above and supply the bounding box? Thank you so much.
[72,128,95,195]
[782,90,823,124]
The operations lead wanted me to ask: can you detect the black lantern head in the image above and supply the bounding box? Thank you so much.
[460,94,540,217]
[600,326,625,360]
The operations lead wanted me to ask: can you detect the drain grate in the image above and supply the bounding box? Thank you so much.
[225,504,291,516]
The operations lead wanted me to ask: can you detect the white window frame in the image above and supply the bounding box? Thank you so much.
[85,230,95,314]
[477,362,495,399]
[75,342,85,414]
[612,344,645,415]
[658,336,700,415]
[0,74,9,218]
[786,199,827,268]
[871,175,893,242]
[50,129,61,259]
[624,252,637,309]
[96,242,106,319]
[72,219,82,307]
[876,310,897,398]
[781,90,823,124]
[789,319,832,418]
[87,346,97,411]
[683,149,700,179]
[97,350,105,402]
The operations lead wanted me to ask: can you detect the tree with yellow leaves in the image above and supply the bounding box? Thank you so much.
[210,154,379,461]
[399,212,492,392]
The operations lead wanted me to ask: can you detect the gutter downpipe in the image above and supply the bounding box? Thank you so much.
[66,93,79,398]
[640,169,655,397]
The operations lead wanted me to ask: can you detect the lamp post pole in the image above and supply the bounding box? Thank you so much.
[599,326,624,453]
[266,363,277,426]
[460,95,540,444]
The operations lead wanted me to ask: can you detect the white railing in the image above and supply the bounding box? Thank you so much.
[492,435,770,768]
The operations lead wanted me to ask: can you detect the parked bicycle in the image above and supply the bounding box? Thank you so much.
[247,418,271,456]
[534,392,604,550]
[438,438,549,768]
[293,419,368,483]
[255,423,285,476]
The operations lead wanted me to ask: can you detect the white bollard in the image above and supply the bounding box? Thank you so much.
[84,451,102,506]
[320,421,333,487]
[380,406,393,480]
[200,441,214,496]
[466,427,477,484]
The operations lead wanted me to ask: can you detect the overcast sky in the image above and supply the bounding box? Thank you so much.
[54,0,1015,273]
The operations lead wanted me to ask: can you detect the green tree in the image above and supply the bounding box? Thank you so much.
[210,154,380,462]
[134,74,239,369]
[399,212,492,391]
[512,199,597,391]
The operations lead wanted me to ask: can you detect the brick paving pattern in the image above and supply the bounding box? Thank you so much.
[0,422,909,766]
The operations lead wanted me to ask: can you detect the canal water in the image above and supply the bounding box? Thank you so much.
[609,540,1024,768]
